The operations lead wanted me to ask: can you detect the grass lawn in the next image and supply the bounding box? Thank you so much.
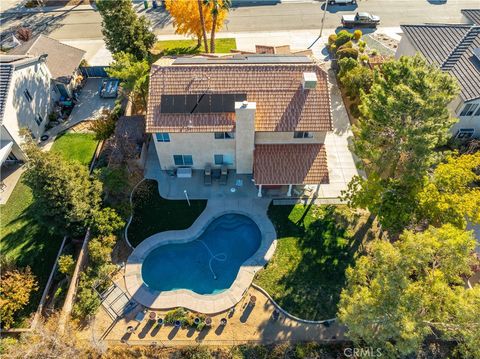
[127,180,207,247]
[51,132,98,166]
[151,38,237,57]
[0,178,63,327]
[254,204,373,320]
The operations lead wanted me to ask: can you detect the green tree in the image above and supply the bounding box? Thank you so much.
[106,52,150,111]
[58,255,75,277]
[90,207,125,237]
[22,140,102,234]
[343,55,459,232]
[338,224,479,357]
[96,0,155,60]
[340,65,373,101]
[88,235,116,267]
[0,267,38,329]
[205,0,231,53]
[90,109,117,141]
[417,152,480,229]
[72,273,101,320]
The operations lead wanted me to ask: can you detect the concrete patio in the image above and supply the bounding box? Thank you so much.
[0,163,24,205]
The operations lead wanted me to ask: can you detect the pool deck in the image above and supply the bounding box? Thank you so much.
[124,198,277,314]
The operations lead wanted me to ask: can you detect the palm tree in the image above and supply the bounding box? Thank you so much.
[197,0,209,52]
[205,0,231,53]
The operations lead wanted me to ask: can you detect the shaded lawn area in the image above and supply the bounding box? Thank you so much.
[51,132,98,166]
[254,204,372,320]
[0,178,63,327]
[128,180,207,247]
[151,38,237,57]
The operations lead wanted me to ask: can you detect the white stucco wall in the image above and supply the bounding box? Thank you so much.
[153,132,236,170]
[2,59,51,146]
[395,36,417,59]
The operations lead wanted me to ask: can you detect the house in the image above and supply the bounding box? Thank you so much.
[0,55,52,163]
[146,54,332,197]
[9,35,86,100]
[231,44,313,56]
[396,22,480,139]
[461,9,480,25]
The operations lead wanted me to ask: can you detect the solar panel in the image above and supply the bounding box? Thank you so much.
[160,94,247,114]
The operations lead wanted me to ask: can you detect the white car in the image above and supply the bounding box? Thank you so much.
[329,0,357,5]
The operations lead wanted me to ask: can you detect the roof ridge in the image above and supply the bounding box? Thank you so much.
[441,26,480,71]
[39,34,87,55]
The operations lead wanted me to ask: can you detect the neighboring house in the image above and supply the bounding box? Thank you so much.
[147,54,332,196]
[231,44,313,56]
[9,35,86,101]
[0,55,52,162]
[396,22,480,139]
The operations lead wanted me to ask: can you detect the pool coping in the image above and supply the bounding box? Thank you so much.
[124,198,277,314]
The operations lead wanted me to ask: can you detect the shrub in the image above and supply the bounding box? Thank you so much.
[330,44,337,53]
[165,308,188,325]
[359,54,369,63]
[353,29,362,41]
[335,30,352,47]
[88,235,116,267]
[370,49,379,56]
[90,111,116,141]
[328,33,337,45]
[336,47,359,60]
[72,274,100,319]
[90,207,125,237]
[337,41,353,52]
[338,57,359,79]
[58,255,75,277]
[342,65,374,100]
[358,40,366,47]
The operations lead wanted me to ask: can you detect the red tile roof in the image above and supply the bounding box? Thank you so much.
[253,144,329,185]
[146,57,332,133]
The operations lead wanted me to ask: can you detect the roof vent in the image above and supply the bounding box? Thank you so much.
[302,72,317,90]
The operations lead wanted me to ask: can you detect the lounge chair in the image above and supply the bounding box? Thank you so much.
[204,164,212,185]
[219,165,228,185]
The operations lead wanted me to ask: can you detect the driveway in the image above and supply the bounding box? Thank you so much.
[41,78,115,148]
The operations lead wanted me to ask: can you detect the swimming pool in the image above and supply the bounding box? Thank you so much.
[141,214,262,295]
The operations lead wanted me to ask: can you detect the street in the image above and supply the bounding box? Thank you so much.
[0,0,476,41]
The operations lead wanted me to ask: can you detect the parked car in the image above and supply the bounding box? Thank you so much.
[329,0,356,5]
[342,12,380,28]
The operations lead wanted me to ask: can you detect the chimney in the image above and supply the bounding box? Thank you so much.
[302,72,317,90]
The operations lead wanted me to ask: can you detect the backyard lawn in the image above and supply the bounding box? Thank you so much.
[51,132,98,166]
[254,204,372,320]
[151,38,237,57]
[0,132,97,327]
[127,180,207,247]
[0,179,63,327]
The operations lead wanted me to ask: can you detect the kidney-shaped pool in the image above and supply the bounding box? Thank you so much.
[141,214,262,295]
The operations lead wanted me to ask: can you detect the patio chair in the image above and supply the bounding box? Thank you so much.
[204,164,212,185]
[219,165,228,185]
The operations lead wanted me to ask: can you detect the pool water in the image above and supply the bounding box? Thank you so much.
[141,214,262,295]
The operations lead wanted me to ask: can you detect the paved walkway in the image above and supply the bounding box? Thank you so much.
[124,198,276,313]
[81,285,344,346]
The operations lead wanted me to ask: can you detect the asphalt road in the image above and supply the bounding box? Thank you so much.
[0,0,477,41]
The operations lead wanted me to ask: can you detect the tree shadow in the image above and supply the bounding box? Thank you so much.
[239,305,254,323]
[137,320,155,339]
[214,324,225,336]
[167,325,179,340]
[263,204,372,320]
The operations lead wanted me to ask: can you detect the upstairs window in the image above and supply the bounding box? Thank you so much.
[155,133,170,142]
[214,132,235,139]
[173,154,193,166]
[294,131,313,139]
[24,89,33,103]
[460,103,478,116]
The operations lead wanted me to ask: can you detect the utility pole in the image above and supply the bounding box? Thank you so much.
[308,0,329,49]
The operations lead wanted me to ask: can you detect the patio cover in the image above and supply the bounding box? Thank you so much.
[0,141,13,165]
[253,144,329,185]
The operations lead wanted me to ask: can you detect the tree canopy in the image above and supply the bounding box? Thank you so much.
[417,152,480,229]
[343,55,460,232]
[106,52,150,111]
[0,267,38,329]
[23,140,102,234]
[338,224,479,357]
[97,0,155,60]
[165,0,229,51]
